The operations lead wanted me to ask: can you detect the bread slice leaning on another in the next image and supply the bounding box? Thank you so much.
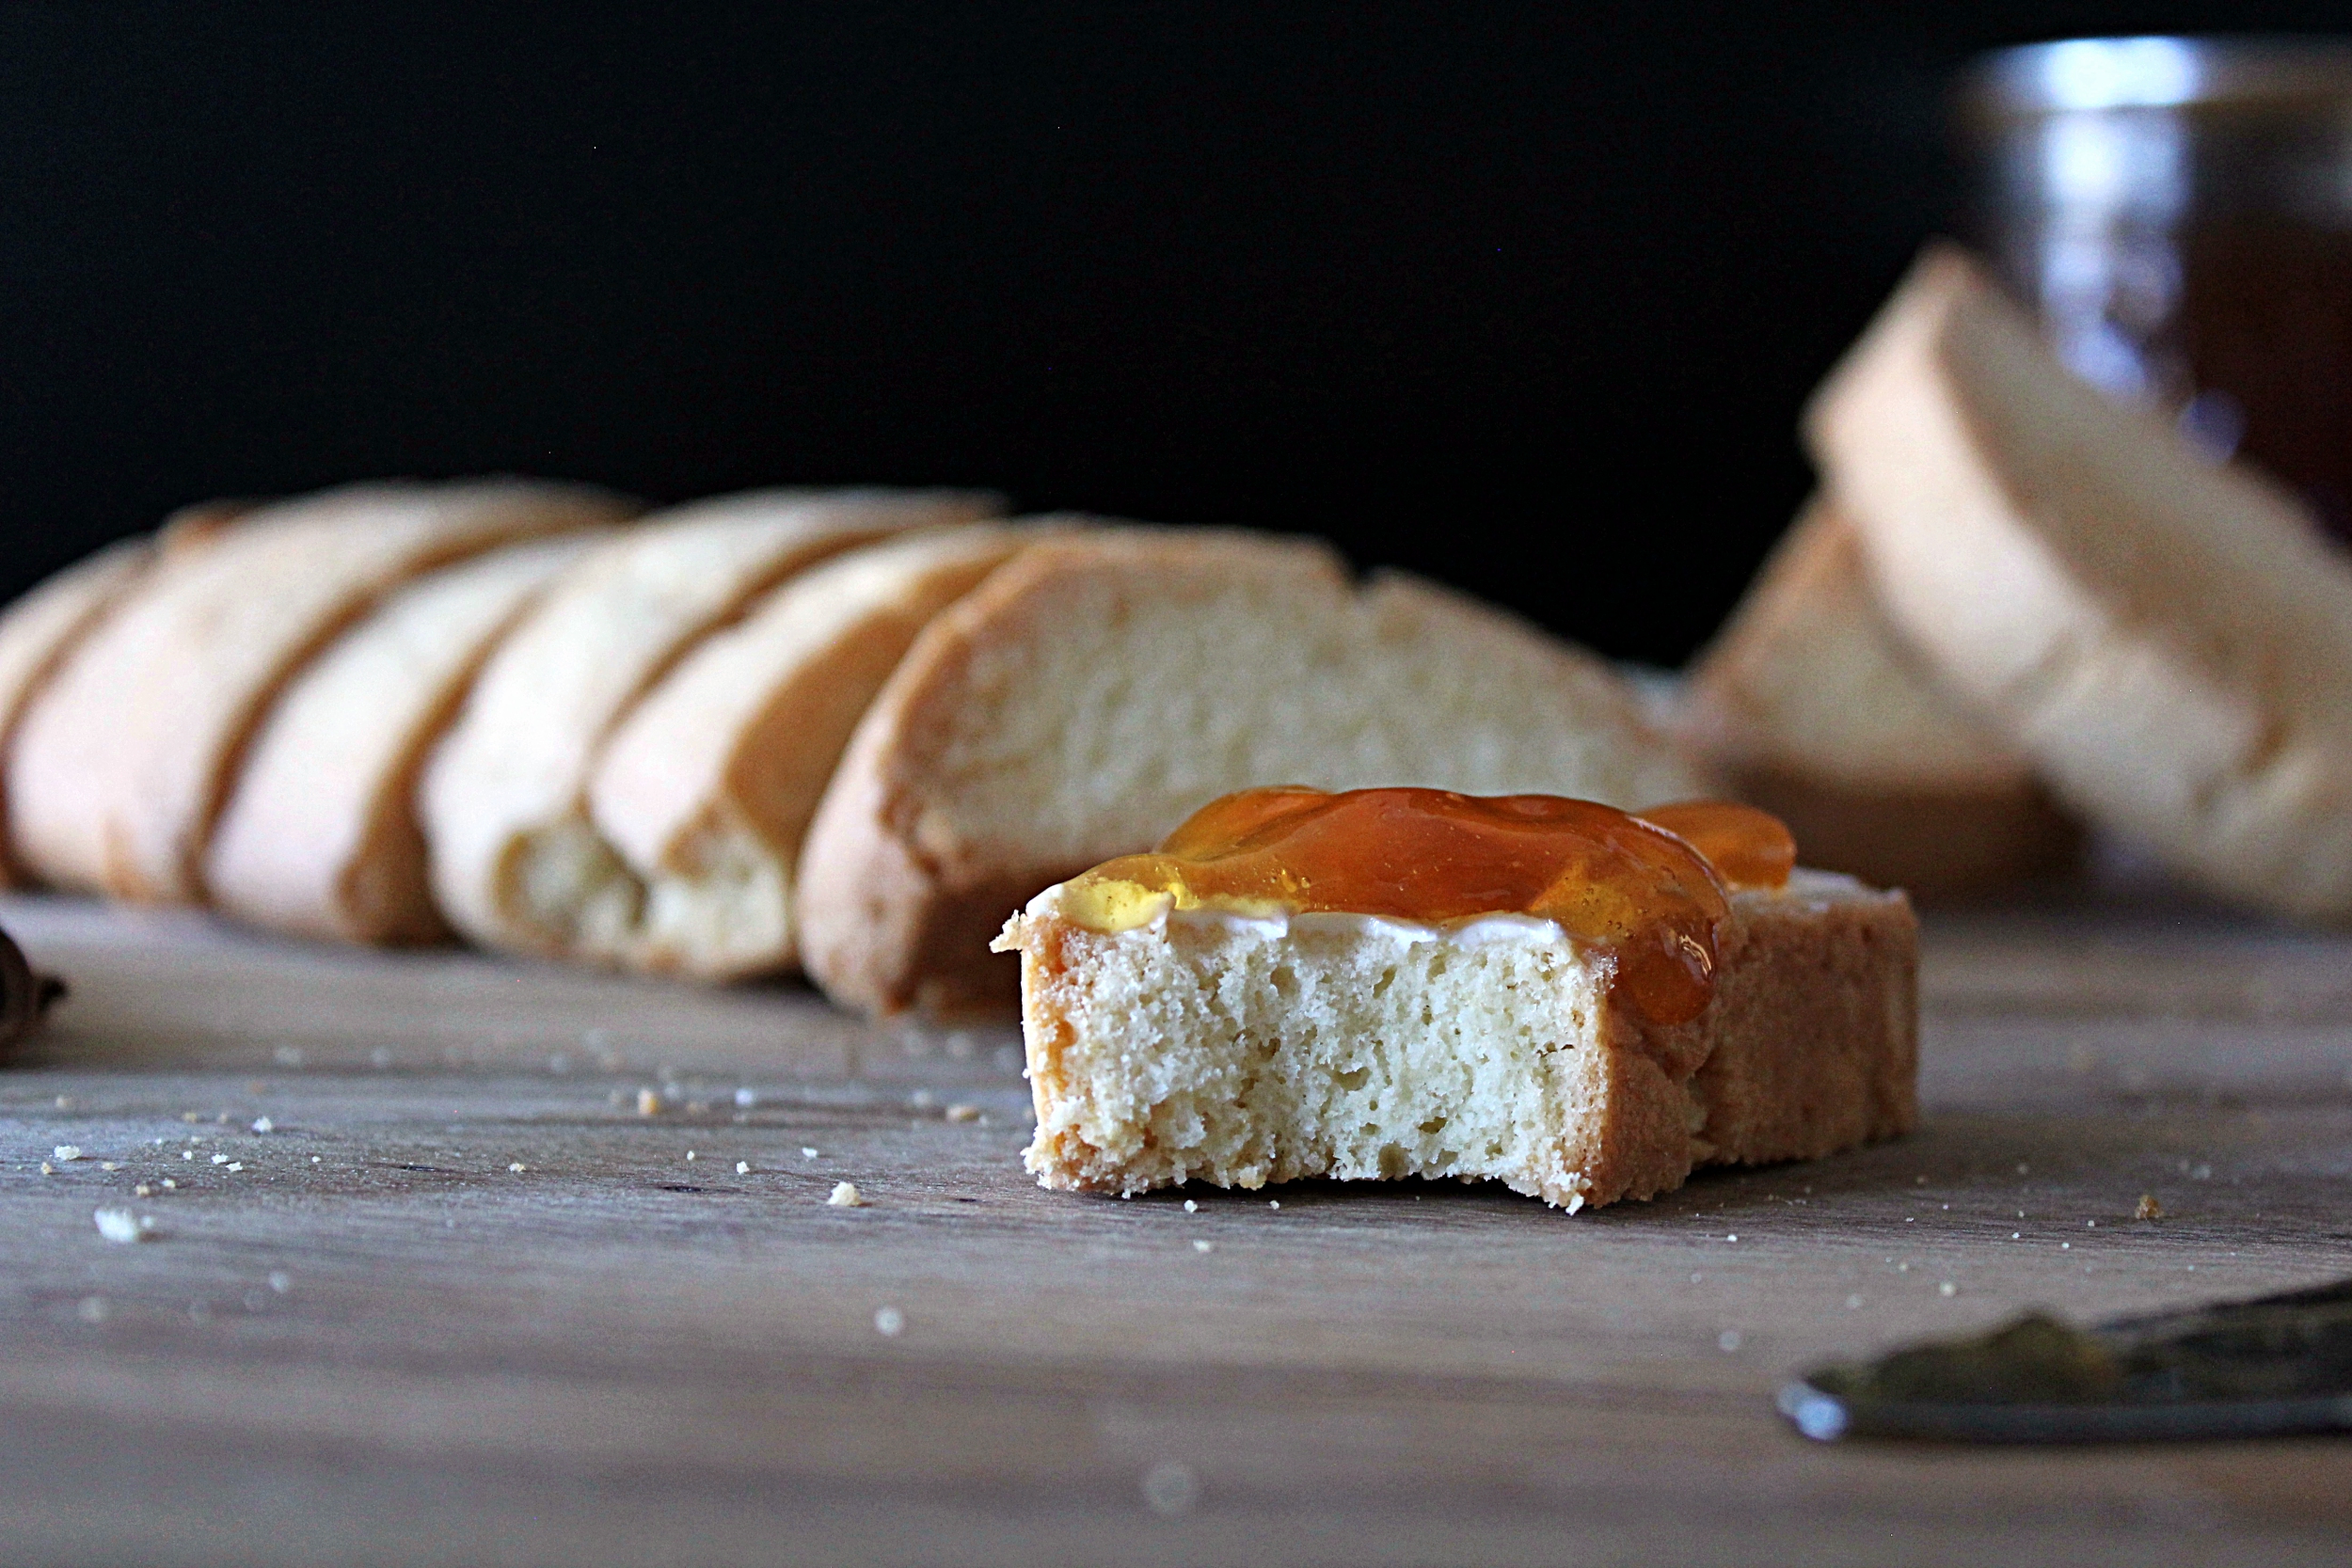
[1002,871,1917,1210]
[8,479,631,902]
[584,524,1038,978]
[207,531,613,944]
[1807,245,2352,920]
[1681,497,2079,895]
[797,528,1714,1017]
[421,488,1002,959]
[0,499,254,883]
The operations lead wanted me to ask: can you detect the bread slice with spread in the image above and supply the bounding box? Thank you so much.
[999,788,1916,1211]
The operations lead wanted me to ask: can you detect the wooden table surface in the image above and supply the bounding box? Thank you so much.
[4,887,2350,1566]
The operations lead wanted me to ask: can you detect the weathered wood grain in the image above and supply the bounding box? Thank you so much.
[3,890,2350,1566]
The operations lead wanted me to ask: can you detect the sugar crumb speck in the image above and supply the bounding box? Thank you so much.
[828,1181,865,1208]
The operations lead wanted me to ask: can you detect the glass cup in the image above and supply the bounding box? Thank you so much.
[1961,36,2352,537]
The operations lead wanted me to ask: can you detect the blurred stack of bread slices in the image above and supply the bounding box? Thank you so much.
[0,483,1708,1016]
[1686,243,2352,919]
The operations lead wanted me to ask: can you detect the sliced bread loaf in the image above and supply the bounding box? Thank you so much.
[1807,245,2352,919]
[421,489,1000,958]
[0,499,255,883]
[797,528,1713,1017]
[8,479,629,901]
[583,525,1034,978]
[1682,497,2079,895]
[207,531,611,943]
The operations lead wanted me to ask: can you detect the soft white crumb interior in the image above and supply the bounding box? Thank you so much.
[1025,905,1608,1201]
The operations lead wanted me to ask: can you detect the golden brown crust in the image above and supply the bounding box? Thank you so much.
[800,526,1709,1019]
[1805,245,2352,919]
[10,480,629,903]
[1684,499,2080,895]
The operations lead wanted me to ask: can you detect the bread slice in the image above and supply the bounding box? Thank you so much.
[1001,870,1917,1210]
[797,528,1713,1017]
[582,525,1034,978]
[421,489,1001,958]
[8,479,630,902]
[0,500,255,884]
[1806,245,2352,919]
[206,531,612,944]
[1682,497,2080,895]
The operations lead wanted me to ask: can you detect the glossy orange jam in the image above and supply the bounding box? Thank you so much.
[1057,787,1795,1026]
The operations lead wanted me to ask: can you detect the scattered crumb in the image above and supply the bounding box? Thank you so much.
[736,1161,750,1175]
[828,1181,866,1208]
[874,1306,904,1336]
[226,1162,243,1173]
[508,1162,527,1174]
[52,1145,82,1163]
[160,1179,176,1190]
[134,1184,151,1197]
[54,1095,72,1110]
[1717,1330,1742,1353]
[92,1209,152,1243]
[1183,1199,1199,1213]
[310,1156,321,1164]
[2060,1242,2071,1250]
[211,1153,230,1165]
[802,1147,819,1159]
[39,1162,54,1176]
[2011,1231,2022,1240]
[251,1117,273,1134]
[637,1088,664,1117]
[1939,1281,1957,1297]
[2137,1193,2165,1221]
[181,1151,192,1161]
[1193,1240,1214,1253]
[1141,1460,1199,1517]
[180,1112,200,1123]
[2016,1164,2029,1175]
[911,1089,938,1110]
[1268,1200,1279,1210]
[2087,1219,2098,1228]
[1726,1234,1738,1243]
[685,1150,697,1162]
[101,1162,120,1172]
[1914,1175,1926,1185]
[734,1087,756,1108]
[945,1103,980,1123]
[269,1271,291,1292]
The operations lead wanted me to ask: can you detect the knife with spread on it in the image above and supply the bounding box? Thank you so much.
[1780,1277,2352,1442]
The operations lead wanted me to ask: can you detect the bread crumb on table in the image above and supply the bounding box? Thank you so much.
[251,1117,273,1133]
[736,1161,750,1175]
[52,1146,82,1162]
[828,1180,866,1208]
[873,1306,904,1336]
[508,1162,527,1174]
[2137,1193,2165,1220]
[1193,1240,1215,1253]
[92,1209,151,1243]
[636,1088,663,1117]
[946,1103,979,1123]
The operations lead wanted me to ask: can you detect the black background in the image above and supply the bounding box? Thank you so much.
[5,3,2346,662]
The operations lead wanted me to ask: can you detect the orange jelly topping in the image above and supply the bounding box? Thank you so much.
[1058,787,1795,1026]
